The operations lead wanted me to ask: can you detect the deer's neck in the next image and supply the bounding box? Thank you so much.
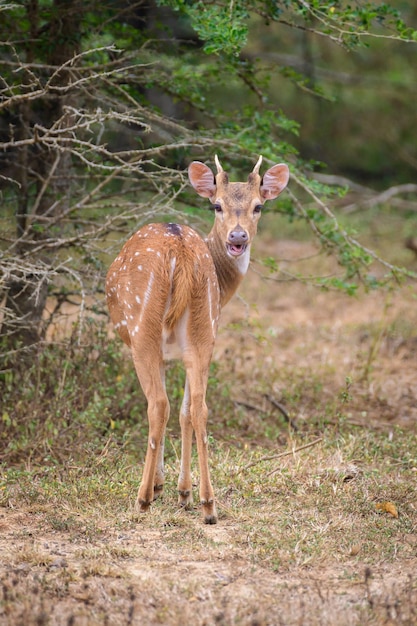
[206,230,250,307]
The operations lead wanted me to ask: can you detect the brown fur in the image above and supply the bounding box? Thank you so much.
[106,157,289,524]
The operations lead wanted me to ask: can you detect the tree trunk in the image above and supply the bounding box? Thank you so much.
[2,1,83,349]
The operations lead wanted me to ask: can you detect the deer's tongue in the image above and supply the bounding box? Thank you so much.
[227,243,246,257]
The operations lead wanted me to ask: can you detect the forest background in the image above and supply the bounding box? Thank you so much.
[0,3,417,623]
[1,0,417,350]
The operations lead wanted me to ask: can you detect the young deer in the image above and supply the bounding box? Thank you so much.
[106,155,289,524]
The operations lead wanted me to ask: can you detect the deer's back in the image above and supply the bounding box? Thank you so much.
[106,223,220,350]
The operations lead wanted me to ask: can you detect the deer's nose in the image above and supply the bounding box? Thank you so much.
[228,229,248,245]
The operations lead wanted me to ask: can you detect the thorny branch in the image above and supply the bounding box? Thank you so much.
[0,44,214,347]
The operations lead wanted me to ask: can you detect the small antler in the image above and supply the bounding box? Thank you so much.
[214,154,223,174]
[252,155,263,175]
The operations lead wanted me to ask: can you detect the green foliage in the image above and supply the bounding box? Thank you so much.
[186,2,250,57]
[161,0,417,51]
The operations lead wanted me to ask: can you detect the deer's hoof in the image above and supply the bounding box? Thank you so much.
[136,497,151,513]
[178,489,193,510]
[153,484,164,500]
[201,499,217,524]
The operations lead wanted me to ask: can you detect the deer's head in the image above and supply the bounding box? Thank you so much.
[188,156,289,263]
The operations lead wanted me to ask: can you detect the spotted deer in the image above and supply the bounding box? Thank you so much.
[106,156,289,523]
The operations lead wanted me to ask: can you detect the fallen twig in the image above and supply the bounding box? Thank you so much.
[265,394,298,431]
[266,438,323,476]
[234,399,266,414]
[236,437,322,475]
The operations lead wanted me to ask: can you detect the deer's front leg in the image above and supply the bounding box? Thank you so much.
[178,378,193,509]
[193,402,217,524]
[154,435,166,498]
[186,364,217,525]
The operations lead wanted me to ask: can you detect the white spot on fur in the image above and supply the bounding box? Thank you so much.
[138,270,155,326]
[170,256,176,279]
[207,279,216,338]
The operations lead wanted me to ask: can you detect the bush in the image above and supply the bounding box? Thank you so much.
[0,322,148,465]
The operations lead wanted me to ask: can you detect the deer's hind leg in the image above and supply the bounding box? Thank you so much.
[132,335,170,511]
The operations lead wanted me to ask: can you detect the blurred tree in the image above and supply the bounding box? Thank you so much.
[245,1,417,185]
[0,0,416,352]
[2,0,84,345]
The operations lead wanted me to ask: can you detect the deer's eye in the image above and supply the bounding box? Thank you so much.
[254,204,263,214]
[213,203,222,213]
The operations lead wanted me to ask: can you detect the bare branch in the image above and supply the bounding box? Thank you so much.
[343,184,417,214]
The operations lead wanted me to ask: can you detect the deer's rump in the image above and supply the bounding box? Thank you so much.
[106,223,220,351]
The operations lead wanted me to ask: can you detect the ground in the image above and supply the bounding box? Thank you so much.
[1,237,416,625]
[1,510,415,626]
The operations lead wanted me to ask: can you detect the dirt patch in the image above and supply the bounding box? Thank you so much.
[1,510,416,625]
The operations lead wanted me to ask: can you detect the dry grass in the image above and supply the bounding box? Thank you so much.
[1,405,416,624]
[1,227,417,624]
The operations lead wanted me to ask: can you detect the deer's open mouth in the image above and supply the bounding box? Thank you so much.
[226,243,247,257]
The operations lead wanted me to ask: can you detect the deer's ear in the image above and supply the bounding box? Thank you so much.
[188,162,216,199]
[260,164,289,200]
